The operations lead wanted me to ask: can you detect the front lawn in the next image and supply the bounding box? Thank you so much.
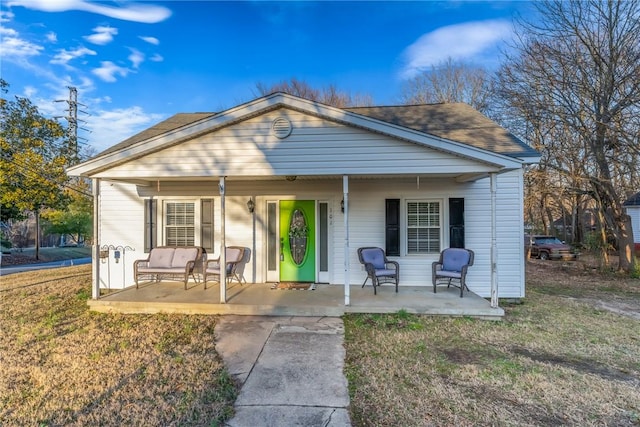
[1,259,638,426]
[0,265,237,426]
[344,259,640,426]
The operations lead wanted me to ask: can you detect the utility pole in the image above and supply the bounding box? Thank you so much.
[55,86,89,163]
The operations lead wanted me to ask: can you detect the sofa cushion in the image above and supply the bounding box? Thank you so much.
[137,266,187,274]
[171,247,199,268]
[148,247,175,268]
[226,247,243,263]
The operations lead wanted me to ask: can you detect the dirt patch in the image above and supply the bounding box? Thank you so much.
[511,346,639,384]
[526,256,640,318]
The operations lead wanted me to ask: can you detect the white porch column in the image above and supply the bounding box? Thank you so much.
[219,177,227,303]
[343,175,350,306]
[490,172,498,308]
[92,178,100,300]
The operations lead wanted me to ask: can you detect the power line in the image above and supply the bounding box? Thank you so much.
[1,154,93,198]
[54,86,91,162]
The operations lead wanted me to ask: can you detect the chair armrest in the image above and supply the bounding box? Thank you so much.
[385,260,400,270]
[205,259,220,268]
[460,264,470,277]
[134,259,149,269]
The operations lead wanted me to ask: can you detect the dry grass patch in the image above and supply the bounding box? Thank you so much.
[344,260,640,427]
[0,265,237,426]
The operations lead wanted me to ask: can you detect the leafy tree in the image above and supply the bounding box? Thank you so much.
[255,77,374,107]
[0,79,70,259]
[42,179,92,245]
[497,0,640,272]
[400,57,493,114]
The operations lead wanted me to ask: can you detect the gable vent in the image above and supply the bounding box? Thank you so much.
[272,117,292,139]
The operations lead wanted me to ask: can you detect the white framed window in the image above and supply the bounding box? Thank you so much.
[164,201,195,246]
[406,200,441,254]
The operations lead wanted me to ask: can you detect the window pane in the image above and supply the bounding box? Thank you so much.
[267,202,277,271]
[165,202,195,246]
[407,201,440,254]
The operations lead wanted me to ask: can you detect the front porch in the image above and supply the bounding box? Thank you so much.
[89,281,505,319]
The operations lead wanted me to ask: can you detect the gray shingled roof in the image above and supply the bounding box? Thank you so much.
[93,101,537,160]
[97,112,215,157]
[624,192,640,206]
[346,103,538,158]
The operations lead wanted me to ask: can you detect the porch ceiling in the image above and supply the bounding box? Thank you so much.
[105,172,489,186]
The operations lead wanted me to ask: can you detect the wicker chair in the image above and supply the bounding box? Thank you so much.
[357,247,399,295]
[204,246,247,289]
[432,248,474,297]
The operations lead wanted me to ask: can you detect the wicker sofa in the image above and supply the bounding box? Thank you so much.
[134,246,202,289]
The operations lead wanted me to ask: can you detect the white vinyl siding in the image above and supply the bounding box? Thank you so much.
[627,206,640,243]
[164,202,195,246]
[95,174,526,297]
[95,109,501,179]
[407,201,441,254]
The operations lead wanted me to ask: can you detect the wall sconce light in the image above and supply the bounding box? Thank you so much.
[341,199,345,213]
[114,250,121,263]
[247,197,255,214]
[285,175,297,182]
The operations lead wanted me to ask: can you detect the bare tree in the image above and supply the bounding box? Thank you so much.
[497,0,640,272]
[255,78,373,107]
[400,57,493,114]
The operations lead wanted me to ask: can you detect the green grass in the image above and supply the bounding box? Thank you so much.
[2,258,639,426]
[344,261,640,426]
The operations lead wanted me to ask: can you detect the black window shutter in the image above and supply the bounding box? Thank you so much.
[200,199,214,254]
[385,199,400,256]
[144,199,157,252]
[449,198,465,248]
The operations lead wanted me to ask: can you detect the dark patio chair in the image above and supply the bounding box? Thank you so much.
[357,247,399,295]
[432,248,474,297]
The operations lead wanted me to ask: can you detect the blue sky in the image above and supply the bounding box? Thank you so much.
[1,1,535,153]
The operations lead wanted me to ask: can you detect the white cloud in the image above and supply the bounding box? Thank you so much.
[139,36,159,45]
[128,48,144,68]
[92,61,130,82]
[84,25,117,45]
[400,19,513,79]
[7,0,172,23]
[50,46,97,68]
[0,26,18,36]
[0,28,44,59]
[86,106,164,152]
[46,31,58,43]
[0,10,15,22]
[23,85,37,97]
[149,53,163,62]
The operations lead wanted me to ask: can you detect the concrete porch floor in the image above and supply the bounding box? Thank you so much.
[89,280,504,319]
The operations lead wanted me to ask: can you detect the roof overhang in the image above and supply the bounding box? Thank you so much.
[68,93,530,179]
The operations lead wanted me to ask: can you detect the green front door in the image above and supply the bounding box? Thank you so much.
[280,200,315,282]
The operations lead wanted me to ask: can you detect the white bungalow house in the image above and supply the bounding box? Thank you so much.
[623,192,640,252]
[68,93,540,309]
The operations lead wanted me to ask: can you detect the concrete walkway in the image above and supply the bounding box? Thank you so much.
[215,316,351,427]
